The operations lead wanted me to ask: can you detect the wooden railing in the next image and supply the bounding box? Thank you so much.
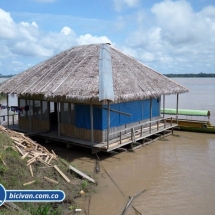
[107,117,173,149]
[0,114,19,127]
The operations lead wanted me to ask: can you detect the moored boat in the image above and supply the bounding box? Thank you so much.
[161,108,215,133]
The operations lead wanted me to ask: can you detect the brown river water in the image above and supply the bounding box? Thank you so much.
[65,131,215,215]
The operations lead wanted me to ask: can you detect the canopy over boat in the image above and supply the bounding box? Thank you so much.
[161,108,210,117]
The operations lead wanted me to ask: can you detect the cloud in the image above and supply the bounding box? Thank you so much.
[113,0,140,12]
[121,0,215,73]
[0,8,16,39]
[0,8,112,74]
[76,34,111,45]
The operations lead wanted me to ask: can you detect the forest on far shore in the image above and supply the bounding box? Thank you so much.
[164,73,215,78]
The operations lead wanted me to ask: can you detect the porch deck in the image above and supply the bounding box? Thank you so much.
[5,118,177,153]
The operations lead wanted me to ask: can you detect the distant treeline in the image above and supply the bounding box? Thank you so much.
[0,74,15,78]
[164,73,215,78]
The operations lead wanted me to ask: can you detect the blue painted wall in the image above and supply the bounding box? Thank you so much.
[75,98,160,130]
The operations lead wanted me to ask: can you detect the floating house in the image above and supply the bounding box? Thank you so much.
[0,43,188,152]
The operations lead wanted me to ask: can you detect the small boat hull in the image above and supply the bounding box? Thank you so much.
[167,119,215,134]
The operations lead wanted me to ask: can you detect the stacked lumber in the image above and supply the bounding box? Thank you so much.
[1,128,58,166]
[0,125,70,183]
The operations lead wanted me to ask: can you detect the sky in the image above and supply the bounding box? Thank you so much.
[0,0,215,75]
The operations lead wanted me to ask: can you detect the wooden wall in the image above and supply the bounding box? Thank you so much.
[60,123,102,142]
[32,119,49,132]
[19,118,29,130]
[19,117,49,132]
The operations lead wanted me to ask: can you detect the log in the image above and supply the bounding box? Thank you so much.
[23,180,36,186]
[44,176,59,184]
[53,165,70,183]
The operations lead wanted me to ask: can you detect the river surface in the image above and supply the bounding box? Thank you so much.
[86,131,215,215]
[164,78,215,124]
[0,77,215,214]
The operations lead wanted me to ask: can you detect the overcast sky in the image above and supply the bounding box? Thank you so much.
[0,0,215,75]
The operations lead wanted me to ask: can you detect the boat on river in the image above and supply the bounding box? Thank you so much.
[161,108,215,133]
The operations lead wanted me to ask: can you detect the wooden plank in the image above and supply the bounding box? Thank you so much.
[29,165,34,177]
[44,176,59,184]
[47,155,53,164]
[27,155,40,164]
[27,158,37,166]
[44,156,49,162]
[51,150,56,156]
[0,156,7,166]
[21,152,29,160]
[14,145,24,155]
[13,141,26,149]
[23,180,35,186]
[30,152,48,156]
[59,158,68,167]
[38,158,51,167]
[53,165,70,183]
[69,165,96,184]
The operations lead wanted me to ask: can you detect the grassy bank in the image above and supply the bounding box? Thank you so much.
[0,131,96,214]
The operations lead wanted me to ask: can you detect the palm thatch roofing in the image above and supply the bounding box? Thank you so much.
[0,43,188,103]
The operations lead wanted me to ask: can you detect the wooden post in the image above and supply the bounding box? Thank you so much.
[7,94,9,128]
[130,128,134,150]
[176,94,179,124]
[48,101,50,130]
[28,98,32,132]
[107,100,110,149]
[57,101,60,137]
[163,95,165,118]
[150,98,152,134]
[132,127,136,142]
[90,102,94,147]
[120,131,122,145]
[18,98,20,128]
[141,125,143,137]
[171,117,173,134]
[40,100,42,120]
[68,103,71,125]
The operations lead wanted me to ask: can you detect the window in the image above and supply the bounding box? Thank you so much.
[42,101,49,120]
[19,99,26,118]
[33,100,41,119]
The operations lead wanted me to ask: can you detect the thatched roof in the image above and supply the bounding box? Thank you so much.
[0,43,188,103]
